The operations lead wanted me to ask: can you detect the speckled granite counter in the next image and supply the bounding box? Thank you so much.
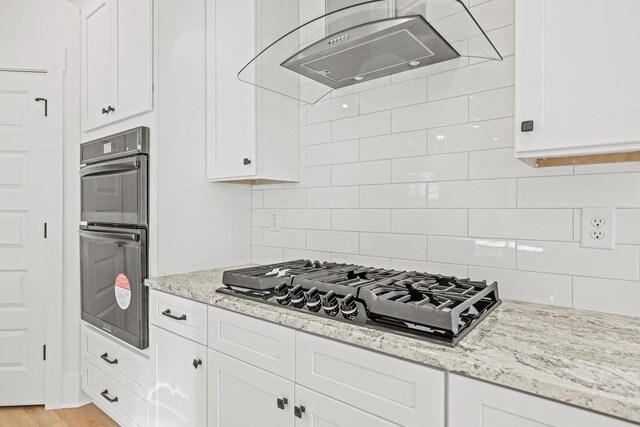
[146,266,640,424]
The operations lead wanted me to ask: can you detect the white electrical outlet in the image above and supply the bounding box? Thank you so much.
[270,210,282,231]
[581,208,615,249]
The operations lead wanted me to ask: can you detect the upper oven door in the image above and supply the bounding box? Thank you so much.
[80,155,148,226]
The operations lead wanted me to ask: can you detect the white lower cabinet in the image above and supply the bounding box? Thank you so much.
[207,349,294,427]
[149,325,207,427]
[294,385,399,427]
[448,374,635,427]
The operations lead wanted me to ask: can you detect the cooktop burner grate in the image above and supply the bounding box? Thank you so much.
[219,260,501,346]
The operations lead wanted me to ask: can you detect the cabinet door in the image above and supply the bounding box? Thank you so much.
[295,385,399,427]
[515,0,640,158]
[149,326,207,427]
[82,0,116,130]
[206,0,258,180]
[113,0,153,121]
[208,349,294,427]
[448,374,635,427]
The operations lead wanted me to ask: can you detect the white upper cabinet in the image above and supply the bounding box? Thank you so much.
[81,0,152,131]
[515,0,640,160]
[206,0,300,183]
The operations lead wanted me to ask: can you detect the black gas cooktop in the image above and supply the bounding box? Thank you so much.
[218,260,501,346]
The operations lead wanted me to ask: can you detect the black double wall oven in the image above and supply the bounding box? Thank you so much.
[79,127,150,349]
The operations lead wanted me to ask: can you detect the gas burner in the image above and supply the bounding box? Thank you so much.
[219,260,501,346]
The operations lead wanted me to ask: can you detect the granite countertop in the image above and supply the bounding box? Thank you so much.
[146,266,640,424]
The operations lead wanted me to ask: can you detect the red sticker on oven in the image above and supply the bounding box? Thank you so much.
[114,274,132,310]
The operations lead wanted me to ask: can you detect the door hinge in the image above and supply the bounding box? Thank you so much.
[43,345,47,361]
[35,97,48,117]
[44,222,47,239]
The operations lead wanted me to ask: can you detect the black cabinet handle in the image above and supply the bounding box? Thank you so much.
[107,105,115,113]
[101,107,109,114]
[162,309,187,321]
[192,358,202,369]
[100,352,118,365]
[277,397,288,410]
[294,405,306,418]
[243,158,251,165]
[101,389,118,403]
[521,120,534,132]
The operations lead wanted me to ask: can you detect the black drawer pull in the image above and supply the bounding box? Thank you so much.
[101,107,109,114]
[193,358,202,369]
[100,353,118,365]
[294,405,305,418]
[162,309,187,321]
[107,105,115,113]
[277,397,288,410]
[101,389,118,403]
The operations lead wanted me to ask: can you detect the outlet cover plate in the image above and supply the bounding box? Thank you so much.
[581,208,615,249]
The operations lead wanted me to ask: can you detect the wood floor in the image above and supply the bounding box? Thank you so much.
[0,404,118,427]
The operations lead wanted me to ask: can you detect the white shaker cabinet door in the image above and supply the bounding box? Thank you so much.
[207,349,294,427]
[149,326,207,427]
[82,0,115,130]
[294,385,400,427]
[448,374,635,427]
[515,0,640,159]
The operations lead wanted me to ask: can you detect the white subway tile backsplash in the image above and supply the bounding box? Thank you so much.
[300,122,331,146]
[263,189,306,208]
[332,111,391,141]
[360,131,428,161]
[573,276,640,317]
[307,186,359,208]
[306,140,359,166]
[252,245,284,264]
[331,253,391,269]
[428,118,514,154]
[332,209,390,232]
[284,209,331,230]
[262,228,306,249]
[391,209,467,236]
[471,0,515,30]
[306,93,359,124]
[361,233,427,261]
[307,230,359,254]
[252,209,274,228]
[468,267,572,307]
[284,166,331,188]
[469,86,514,121]
[428,236,517,269]
[392,97,469,132]
[252,227,262,245]
[517,174,640,208]
[428,56,515,101]
[360,78,427,114]
[616,210,640,244]
[469,209,573,241]
[517,241,640,281]
[252,191,264,208]
[361,183,428,208]
[391,153,468,183]
[332,160,390,186]
[390,259,469,277]
[284,248,329,262]
[469,148,573,179]
[428,179,517,208]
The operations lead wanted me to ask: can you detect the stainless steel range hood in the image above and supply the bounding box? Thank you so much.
[238,0,503,104]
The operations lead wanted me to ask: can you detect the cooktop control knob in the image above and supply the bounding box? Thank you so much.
[340,294,358,320]
[290,284,306,308]
[304,287,321,312]
[274,283,291,305]
[321,291,339,316]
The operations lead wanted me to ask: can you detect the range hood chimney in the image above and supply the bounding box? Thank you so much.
[238,0,503,104]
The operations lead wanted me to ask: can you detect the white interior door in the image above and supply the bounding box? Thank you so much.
[0,70,50,405]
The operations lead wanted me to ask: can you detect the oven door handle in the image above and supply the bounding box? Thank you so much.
[79,158,140,177]
[78,229,140,245]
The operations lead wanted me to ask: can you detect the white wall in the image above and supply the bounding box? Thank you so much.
[251,0,640,318]
[0,0,83,405]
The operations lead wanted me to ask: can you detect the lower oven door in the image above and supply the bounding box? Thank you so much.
[79,226,148,349]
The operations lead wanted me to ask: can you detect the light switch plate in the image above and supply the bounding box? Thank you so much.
[581,208,615,249]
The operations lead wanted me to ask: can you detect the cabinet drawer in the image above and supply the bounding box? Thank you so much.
[296,332,445,427]
[82,359,149,427]
[149,290,207,344]
[81,323,149,399]
[208,306,295,380]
